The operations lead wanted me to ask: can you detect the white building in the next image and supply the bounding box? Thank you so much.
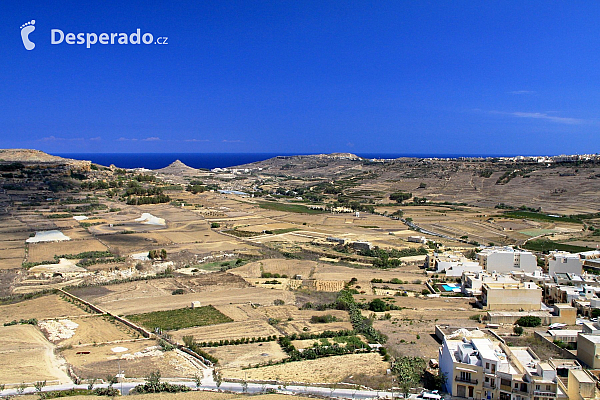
[439,332,565,400]
[477,247,538,274]
[548,251,582,277]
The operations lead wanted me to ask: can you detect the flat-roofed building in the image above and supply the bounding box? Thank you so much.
[548,251,582,277]
[577,334,600,368]
[439,333,564,400]
[568,369,599,400]
[477,247,538,274]
[481,281,542,311]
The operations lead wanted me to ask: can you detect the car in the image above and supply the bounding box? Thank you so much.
[418,390,442,400]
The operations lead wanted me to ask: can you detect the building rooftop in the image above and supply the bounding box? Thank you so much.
[579,334,600,344]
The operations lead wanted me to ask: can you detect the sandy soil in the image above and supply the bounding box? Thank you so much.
[62,340,200,379]
[202,341,288,369]
[223,352,388,384]
[172,320,281,343]
[41,315,141,346]
[0,294,88,325]
[27,239,108,263]
[0,324,71,385]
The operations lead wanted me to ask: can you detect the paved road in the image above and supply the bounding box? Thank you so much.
[0,380,420,399]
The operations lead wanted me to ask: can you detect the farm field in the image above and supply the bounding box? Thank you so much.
[0,294,89,325]
[0,324,71,385]
[127,305,233,331]
[172,320,281,343]
[39,315,140,346]
[61,339,199,379]
[201,341,288,369]
[223,352,388,384]
[27,239,108,263]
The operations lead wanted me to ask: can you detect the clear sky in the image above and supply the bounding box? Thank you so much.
[2,1,599,155]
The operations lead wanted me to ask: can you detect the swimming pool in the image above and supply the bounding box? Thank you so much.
[442,283,461,292]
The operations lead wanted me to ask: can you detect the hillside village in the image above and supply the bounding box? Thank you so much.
[0,150,599,400]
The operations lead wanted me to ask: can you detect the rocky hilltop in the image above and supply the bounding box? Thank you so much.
[0,149,91,170]
[154,160,199,175]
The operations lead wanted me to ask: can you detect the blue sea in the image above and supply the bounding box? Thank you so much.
[55,153,515,170]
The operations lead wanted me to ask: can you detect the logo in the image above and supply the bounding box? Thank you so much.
[20,20,36,50]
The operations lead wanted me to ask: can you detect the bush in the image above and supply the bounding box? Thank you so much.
[513,326,524,336]
[515,316,541,327]
[369,298,387,312]
[211,222,220,228]
[171,289,184,295]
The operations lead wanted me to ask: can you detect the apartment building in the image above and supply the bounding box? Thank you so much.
[547,252,582,277]
[477,247,538,274]
[439,334,565,400]
[481,281,542,311]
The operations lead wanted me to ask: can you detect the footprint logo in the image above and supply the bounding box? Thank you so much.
[20,20,36,50]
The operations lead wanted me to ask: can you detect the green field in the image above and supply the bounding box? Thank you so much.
[127,305,233,331]
[518,229,556,237]
[501,211,581,224]
[258,201,328,214]
[523,239,594,254]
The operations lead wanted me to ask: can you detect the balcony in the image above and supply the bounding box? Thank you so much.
[499,384,512,392]
[533,390,556,397]
[456,375,479,385]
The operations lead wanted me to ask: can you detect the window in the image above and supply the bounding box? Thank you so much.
[486,362,490,369]
[536,385,540,391]
[485,377,489,383]
[546,385,551,391]
[491,364,496,373]
[514,383,519,389]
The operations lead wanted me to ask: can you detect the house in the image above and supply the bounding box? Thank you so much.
[567,369,599,400]
[461,271,519,297]
[477,247,538,274]
[408,235,428,244]
[481,281,542,311]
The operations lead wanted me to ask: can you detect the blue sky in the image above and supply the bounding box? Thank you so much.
[2,1,599,155]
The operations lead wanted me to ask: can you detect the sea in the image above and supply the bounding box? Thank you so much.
[55,153,516,170]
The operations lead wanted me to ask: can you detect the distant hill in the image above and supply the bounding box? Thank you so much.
[154,160,199,175]
[0,149,90,169]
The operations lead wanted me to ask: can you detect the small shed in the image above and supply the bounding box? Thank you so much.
[191,301,201,309]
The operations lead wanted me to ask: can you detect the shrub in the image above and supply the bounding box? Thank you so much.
[171,289,184,295]
[211,222,220,228]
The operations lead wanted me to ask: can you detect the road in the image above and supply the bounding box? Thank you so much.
[0,378,422,399]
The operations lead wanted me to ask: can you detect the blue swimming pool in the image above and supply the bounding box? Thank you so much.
[442,283,460,291]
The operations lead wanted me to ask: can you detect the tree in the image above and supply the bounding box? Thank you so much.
[390,192,412,203]
[34,381,46,393]
[515,316,541,327]
[513,326,524,336]
[369,298,387,312]
[592,308,600,318]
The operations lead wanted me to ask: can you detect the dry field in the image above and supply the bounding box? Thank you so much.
[201,341,288,369]
[27,239,108,263]
[371,295,478,359]
[40,315,141,346]
[231,259,318,279]
[223,352,388,384]
[0,294,89,324]
[257,305,352,335]
[61,339,200,379]
[75,283,295,316]
[172,320,281,343]
[0,324,71,385]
